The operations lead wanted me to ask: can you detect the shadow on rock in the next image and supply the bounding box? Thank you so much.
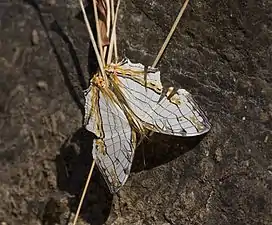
[132,133,205,172]
[50,20,88,91]
[74,2,99,76]
[23,0,85,115]
[55,128,113,225]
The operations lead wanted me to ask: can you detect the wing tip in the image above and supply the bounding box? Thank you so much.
[185,121,212,137]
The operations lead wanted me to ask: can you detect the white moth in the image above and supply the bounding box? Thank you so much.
[84,58,211,193]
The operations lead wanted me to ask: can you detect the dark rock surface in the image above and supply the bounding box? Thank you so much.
[0,0,271,224]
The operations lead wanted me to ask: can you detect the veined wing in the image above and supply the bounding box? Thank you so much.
[106,58,163,93]
[107,59,211,136]
[148,87,211,136]
[84,85,102,138]
[84,83,137,193]
[106,58,163,122]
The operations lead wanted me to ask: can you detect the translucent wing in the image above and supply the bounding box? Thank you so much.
[84,85,102,138]
[149,87,211,136]
[107,58,163,124]
[108,58,211,136]
[84,84,137,193]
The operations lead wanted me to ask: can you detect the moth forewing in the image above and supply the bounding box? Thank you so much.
[104,59,211,137]
[84,84,104,138]
[107,73,147,135]
[90,83,138,193]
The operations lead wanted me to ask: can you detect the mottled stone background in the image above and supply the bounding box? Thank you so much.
[0,0,271,224]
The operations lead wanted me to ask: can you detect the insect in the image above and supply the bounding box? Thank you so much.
[73,0,210,224]
[84,58,211,193]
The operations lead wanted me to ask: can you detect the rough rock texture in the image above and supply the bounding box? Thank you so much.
[0,0,271,224]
